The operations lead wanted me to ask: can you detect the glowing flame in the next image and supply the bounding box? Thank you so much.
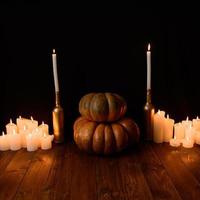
[53,49,55,54]
[148,43,151,51]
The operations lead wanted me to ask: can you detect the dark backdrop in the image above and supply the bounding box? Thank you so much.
[1,7,200,140]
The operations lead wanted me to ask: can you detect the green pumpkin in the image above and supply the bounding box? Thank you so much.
[79,93,127,122]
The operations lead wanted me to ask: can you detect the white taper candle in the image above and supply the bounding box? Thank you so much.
[52,49,59,92]
[147,43,151,90]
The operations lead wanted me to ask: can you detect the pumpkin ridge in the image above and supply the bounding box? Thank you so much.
[110,123,117,151]
[104,93,110,122]
[112,93,127,118]
[105,124,116,154]
[89,93,97,120]
[92,123,105,154]
[117,122,131,145]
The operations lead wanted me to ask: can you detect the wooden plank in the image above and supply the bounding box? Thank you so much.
[44,142,97,200]
[0,149,35,200]
[166,144,200,184]
[14,144,64,200]
[138,142,181,200]
[153,143,200,200]
[95,151,134,200]
[117,147,153,200]
[69,143,97,200]
[0,151,17,175]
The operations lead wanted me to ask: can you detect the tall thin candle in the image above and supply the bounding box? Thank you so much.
[52,49,59,92]
[147,44,151,90]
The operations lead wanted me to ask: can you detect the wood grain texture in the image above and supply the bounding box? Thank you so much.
[153,143,200,200]
[1,142,200,200]
[138,143,181,200]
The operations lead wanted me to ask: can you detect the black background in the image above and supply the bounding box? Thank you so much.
[1,7,200,140]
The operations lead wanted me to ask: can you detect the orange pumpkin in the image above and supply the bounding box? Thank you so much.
[79,93,127,122]
[73,116,140,154]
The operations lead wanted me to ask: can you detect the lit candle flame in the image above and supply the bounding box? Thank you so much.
[10,119,12,124]
[31,116,33,121]
[158,109,160,115]
[197,116,199,120]
[42,121,44,125]
[167,114,169,119]
[186,116,189,121]
[148,43,150,51]
[53,49,55,54]
[2,131,5,136]
[19,116,21,119]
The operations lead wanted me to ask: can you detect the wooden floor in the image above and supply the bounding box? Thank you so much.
[1,141,200,200]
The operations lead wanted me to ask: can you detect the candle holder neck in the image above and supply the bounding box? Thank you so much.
[55,91,61,107]
[144,89,154,141]
[146,89,152,104]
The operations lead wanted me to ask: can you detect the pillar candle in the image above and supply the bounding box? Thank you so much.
[174,122,185,140]
[0,132,10,151]
[195,130,200,144]
[193,116,200,131]
[8,130,21,151]
[27,117,38,131]
[26,133,38,152]
[182,136,194,148]
[16,116,25,131]
[185,125,196,141]
[41,134,54,150]
[182,117,192,129]
[153,110,165,143]
[32,128,43,148]
[6,119,18,135]
[38,121,49,135]
[169,136,181,147]
[163,114,175,142]
[19,125,29,148]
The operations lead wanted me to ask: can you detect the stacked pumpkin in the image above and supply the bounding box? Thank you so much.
[73,93,140,155]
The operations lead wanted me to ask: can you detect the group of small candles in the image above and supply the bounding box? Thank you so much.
[0,116,54,151]
[153,110,200,148]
